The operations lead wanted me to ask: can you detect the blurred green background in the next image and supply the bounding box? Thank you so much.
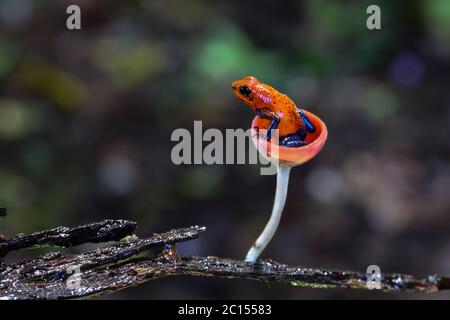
[1,0,450,299]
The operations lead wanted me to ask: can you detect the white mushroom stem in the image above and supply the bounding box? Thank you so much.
[245,164,291,263]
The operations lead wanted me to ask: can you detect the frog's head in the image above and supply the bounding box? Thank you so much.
[232,76,270,110]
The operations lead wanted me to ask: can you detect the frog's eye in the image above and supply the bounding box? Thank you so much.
[239,86,251,97]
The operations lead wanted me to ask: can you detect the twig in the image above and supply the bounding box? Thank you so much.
[0,220,449,299]
[0,219,137,257]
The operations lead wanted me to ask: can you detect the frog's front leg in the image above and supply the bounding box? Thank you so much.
[298,109,315,133]
[256,109,280,141]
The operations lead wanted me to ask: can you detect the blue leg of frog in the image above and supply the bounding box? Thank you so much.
[298,109,316,133]
[280,132,307,147]
[255,109,280,141]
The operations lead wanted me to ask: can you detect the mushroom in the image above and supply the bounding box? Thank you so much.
[245,110,328,262]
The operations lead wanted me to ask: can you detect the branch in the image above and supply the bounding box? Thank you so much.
[0,219,137,257]
[0,219,449,299]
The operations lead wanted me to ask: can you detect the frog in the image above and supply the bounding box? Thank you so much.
[232,76,315,147]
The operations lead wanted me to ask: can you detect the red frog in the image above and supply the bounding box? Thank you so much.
[232,76,315,147]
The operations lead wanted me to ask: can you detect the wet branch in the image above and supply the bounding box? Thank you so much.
[0,219,137,257]
[0,219,449,299]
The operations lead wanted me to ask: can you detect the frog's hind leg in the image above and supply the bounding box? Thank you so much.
[298,109,316,133]
[280,134,307,147]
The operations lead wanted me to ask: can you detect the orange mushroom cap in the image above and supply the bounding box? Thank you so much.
[251,110,328,167]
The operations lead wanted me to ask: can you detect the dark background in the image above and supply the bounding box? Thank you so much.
[0,0,450,299]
